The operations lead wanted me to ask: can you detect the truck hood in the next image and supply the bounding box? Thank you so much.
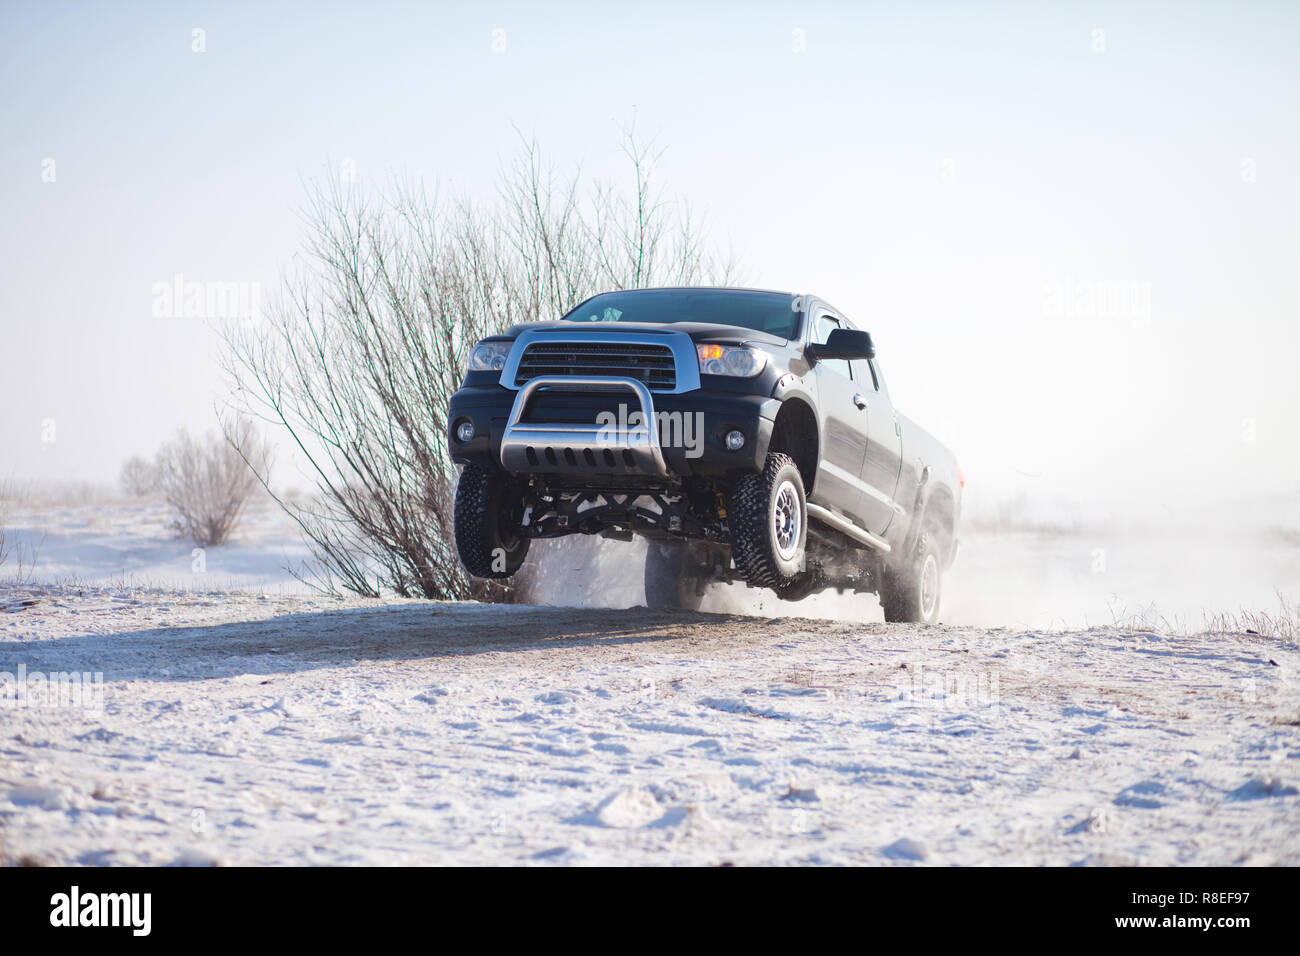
[504,320,792,349]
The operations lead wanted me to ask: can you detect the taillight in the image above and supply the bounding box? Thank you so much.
[956,464,965,489]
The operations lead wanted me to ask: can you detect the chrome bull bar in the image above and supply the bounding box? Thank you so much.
[499,375,669,477]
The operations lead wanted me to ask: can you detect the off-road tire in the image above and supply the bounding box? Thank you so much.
[454,464,530,579]
[727,452,807,590]
[644,540,708,611]
[880,528,943,624]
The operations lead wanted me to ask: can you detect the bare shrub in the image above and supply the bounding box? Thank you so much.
[154,419,271,547]
[119,455,160,498]
[220,127,737,599]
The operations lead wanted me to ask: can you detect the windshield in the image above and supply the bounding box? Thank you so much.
[561,289,802,339]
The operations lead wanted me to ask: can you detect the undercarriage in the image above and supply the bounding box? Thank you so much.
[513,476,726,542]
[508,475,886,602]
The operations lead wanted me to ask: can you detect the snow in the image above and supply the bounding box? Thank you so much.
[2,586,1297,865]
[0,498,313,593]
[1,492,1297,865]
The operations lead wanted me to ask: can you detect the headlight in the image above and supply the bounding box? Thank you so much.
[468,340,512,372]
[697,344,768,377]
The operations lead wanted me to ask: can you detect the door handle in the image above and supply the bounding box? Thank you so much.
[852,394,867,409]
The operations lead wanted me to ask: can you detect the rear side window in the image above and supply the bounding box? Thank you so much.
[814,313,851,380]
[851,358,879,390]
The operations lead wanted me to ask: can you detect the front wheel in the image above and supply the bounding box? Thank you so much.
[453,464,530,579]
[880,531,943,624]
[727,453,807,590]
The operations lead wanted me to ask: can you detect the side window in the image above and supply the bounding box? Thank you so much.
[814,314,851,380]
[851,358,879,391]
[868,358,883,393]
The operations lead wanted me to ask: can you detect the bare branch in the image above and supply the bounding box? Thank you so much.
[218,130,737,599]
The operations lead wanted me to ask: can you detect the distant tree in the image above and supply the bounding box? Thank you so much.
[118,455,160,498]
[154,418,271,547]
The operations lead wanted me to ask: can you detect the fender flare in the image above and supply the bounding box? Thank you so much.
[767,381,822,496]
[904,471,958,566]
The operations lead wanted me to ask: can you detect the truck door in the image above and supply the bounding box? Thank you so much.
[809,312,871,525]
[851,356,905,536]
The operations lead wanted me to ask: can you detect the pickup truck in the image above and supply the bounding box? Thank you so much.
[447,287,962,623]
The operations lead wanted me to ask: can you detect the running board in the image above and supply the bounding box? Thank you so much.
[806,503,892,554]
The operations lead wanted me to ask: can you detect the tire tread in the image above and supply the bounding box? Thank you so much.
[454,464,526,579]
[728,453,804,590]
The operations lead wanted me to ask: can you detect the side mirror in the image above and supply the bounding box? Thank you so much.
[809,328,875,361]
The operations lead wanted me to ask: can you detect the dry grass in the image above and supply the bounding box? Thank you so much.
[1105,591,1300,644]
[0,481,9,571]
[1105,597,1190,635]
[1202,590,1300,643]
[0,479,42,584]
[2,479,133,510]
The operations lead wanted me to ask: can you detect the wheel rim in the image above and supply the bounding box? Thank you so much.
[919,552,939,620]
[772,480,801,561]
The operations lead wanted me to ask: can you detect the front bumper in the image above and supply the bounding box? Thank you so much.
[448,382,778,479]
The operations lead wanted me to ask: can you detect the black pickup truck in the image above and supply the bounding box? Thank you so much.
[447,287,962,623]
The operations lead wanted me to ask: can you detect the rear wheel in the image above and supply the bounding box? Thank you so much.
[727,453,807,590]
[644,540,709,610]
[880,529,943,624]
[454,464,530,579]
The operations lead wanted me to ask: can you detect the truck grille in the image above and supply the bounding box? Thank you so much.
[514,341,677,391]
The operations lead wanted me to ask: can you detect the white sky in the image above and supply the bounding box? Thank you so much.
[2,1,1297,518]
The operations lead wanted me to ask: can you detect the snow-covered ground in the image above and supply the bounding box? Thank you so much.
[1,494,1298,865]
[0,497,313,594]
[2,588,1297,866]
